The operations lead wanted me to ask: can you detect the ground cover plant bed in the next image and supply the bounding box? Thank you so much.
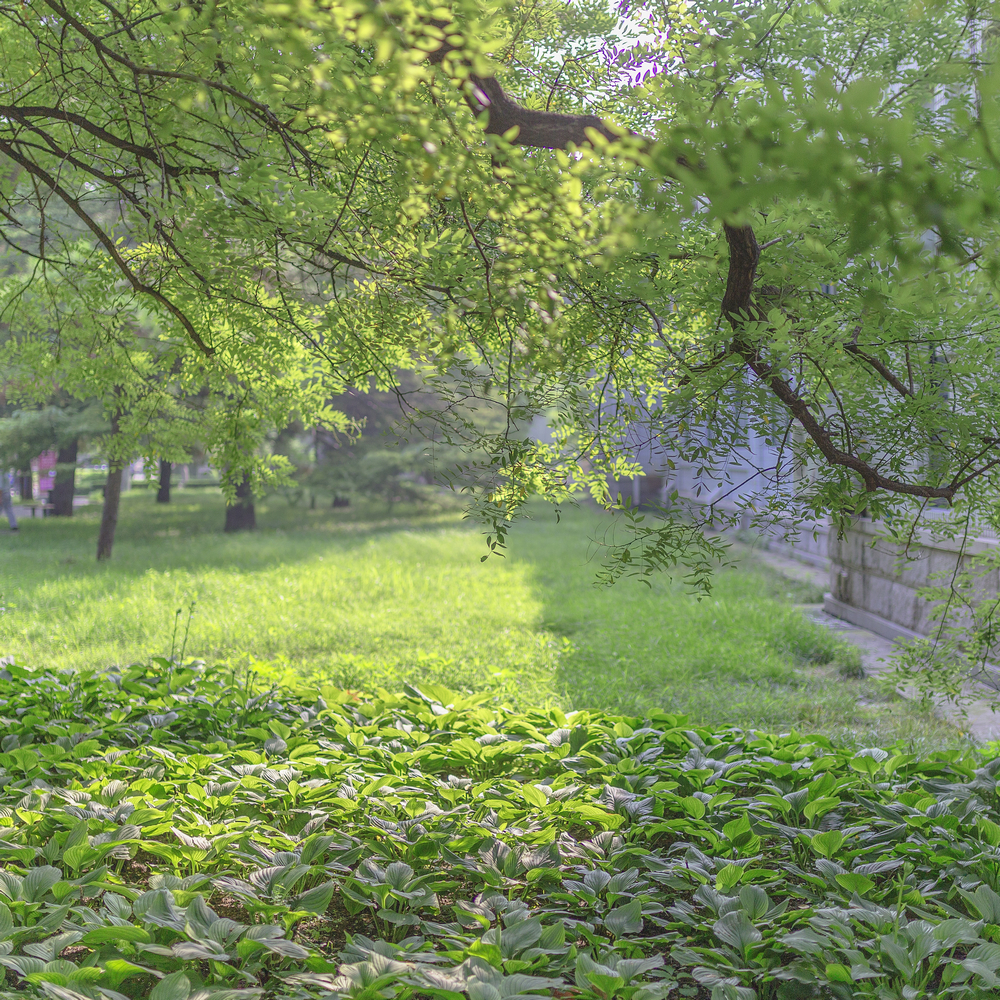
[1,662,999,1000]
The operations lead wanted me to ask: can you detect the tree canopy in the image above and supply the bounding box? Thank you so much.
[1,0,999,569]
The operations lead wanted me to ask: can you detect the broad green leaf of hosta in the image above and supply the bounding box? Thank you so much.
[834,873,875,897]
[604,899,643,937]
[810,831,845,859]
[713,911,762,959]
[150,972,192,1000]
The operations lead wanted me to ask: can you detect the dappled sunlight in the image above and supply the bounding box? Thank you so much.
[0,492,559,704]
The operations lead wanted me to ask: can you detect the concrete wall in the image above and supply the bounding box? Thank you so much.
[624,457,1000,642]
[824,519,999,641]
[753,520,831,570]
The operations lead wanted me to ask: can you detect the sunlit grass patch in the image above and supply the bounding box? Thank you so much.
[0,490,958,746]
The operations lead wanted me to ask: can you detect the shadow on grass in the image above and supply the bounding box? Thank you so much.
[2,490,466,578]
[508,506,965,751]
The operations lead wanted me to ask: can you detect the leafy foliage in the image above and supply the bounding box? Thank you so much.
[6,0,1000,572]
[1,660,1000,998]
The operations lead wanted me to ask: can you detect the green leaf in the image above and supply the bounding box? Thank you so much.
[102,959,158,990]
[810,830,845,858]
[978,818,1000,847]
[679,796,706,819]
[835,873,875,896]
[825,963,853,983]
[520,784,548,809]
[467,940,502,969]
[586,972,625,995]
[716,863,743,892]
[62,844,103,872]
[849,758,882,778]
[722,815,752,842]
[500,917,542,957]
[150,973,192,1000]
[23,866,62,902]
[604,898,643,937]
[293,882,335,915]
[803,797,840,823]
[972,885,1000,923]
[738,884,770,920]
[376,908,419,926]
[713,911,762,957]
[81,925,152,946]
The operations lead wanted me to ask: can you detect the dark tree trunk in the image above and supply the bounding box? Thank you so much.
[18,473,31,501]
[97,465,123,560]
[50,438,79,516]
[224,474,255,532]
[157,460,172,503]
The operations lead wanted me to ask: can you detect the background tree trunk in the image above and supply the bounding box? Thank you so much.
[18,473,31,501]
[50,438,79,516]
[157,460,172,503]
[97,465,123,560]
[224,474,255,532]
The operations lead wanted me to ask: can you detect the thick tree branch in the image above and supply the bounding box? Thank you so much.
[465,76,622,148]
[428,30,625,149]
[428,43,964,501]
[721,223,762,324]
[739,350,955,499]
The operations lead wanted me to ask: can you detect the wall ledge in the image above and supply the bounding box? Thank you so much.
[823,594,925,643]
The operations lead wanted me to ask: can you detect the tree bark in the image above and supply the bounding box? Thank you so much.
[157,459,172,503]
[97,464,123,560]
[17,473,31,501]
[224,474,255,532]
[50,437,78,516]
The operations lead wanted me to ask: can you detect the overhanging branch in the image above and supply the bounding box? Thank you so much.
[0,140,215,358]
[428,43,981,502]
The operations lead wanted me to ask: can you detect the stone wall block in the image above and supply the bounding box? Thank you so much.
[893,550,931,589]
[913,600,945,635]
[926,549,962,589]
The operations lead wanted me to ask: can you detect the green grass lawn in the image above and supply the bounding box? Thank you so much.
[0,488,958,747]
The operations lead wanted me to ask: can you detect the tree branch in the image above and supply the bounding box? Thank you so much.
[844,342,913,398]
[427,41,969,502]
[739,348,954,499]
[465,75,623,148]
[0,105,217,179]
[0,140,215,357]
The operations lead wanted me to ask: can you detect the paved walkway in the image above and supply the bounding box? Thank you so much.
[740,544,1000,742]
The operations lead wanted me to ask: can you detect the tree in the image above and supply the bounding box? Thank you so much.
[0,399,106,514]
[224,475,256,533]
[0,264,340,556]
[1,0,1000,577]
[96,413,123,562]
[157,461,173,504]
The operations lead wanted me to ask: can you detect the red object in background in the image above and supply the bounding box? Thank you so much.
[33,451,57,494]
